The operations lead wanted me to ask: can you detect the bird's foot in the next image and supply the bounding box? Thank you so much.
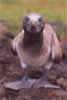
[4,77,61,90]
[4,76,36,90]
[32,79,61,89]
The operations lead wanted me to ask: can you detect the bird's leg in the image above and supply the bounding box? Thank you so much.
[4,75,36,90]
[4,70,60,90]
[4,62,61,90]
[32,63,61,89]
[32,74,61,89]
[4,64,36,90]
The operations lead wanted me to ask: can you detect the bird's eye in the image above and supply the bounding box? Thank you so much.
[38,17,45,28]
[38,17,43,23]
[24,16,29,23]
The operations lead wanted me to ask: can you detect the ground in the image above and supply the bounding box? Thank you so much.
[0,24,66,100]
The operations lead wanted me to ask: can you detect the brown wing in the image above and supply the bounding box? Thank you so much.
[44,24,63,62]
[11,30,24,53]
[51,32,63,62]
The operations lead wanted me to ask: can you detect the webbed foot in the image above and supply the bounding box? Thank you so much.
[32,79,60,89]
[4,76,61,90]
[4,76,36,90]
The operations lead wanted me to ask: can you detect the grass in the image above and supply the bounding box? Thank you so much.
[0,0,66,34]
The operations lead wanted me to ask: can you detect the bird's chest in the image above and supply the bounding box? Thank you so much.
[18,43,51,67]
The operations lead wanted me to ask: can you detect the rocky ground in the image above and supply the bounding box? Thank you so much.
[0,29,67,100]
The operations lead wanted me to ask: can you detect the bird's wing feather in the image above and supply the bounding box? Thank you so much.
[12,30,24,52]
[44,24,63,61]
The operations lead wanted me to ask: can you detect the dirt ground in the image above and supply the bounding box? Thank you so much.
[0,28,67,100]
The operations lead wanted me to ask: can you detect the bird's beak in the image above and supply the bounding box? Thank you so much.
[31,20,36,26]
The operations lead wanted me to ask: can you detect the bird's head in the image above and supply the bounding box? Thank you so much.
[23,13,45,36]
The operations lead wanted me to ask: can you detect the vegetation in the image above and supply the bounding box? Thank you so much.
[0,0,66,34]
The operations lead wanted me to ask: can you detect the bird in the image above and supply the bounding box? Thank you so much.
[12,13,63,68]
[4,13,63,90]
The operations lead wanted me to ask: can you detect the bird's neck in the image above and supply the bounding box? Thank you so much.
[22,32,43,54]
